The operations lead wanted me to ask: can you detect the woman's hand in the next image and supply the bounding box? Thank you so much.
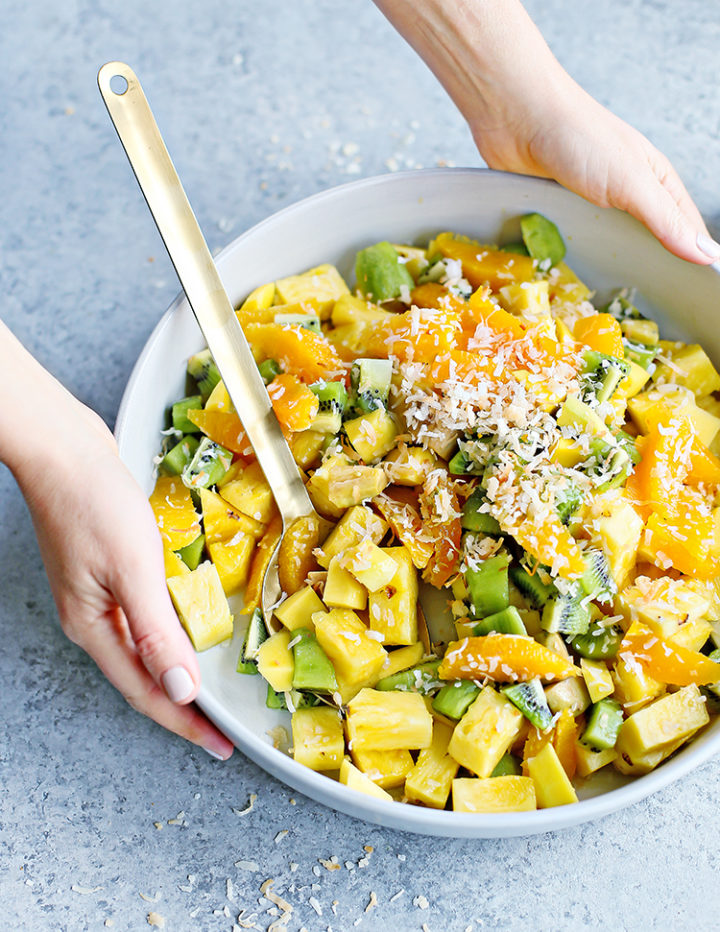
[374,0,720,265]
[2,322,233,760]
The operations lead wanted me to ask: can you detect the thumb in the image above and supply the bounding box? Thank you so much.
[113,539,203,706]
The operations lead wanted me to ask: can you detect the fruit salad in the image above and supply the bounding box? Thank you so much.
[150,213,720,813]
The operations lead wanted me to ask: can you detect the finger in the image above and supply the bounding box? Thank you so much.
[110,526,205,708]
[81,606,234,758]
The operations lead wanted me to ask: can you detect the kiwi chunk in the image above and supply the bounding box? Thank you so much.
[375,660,442,694]
[310,380,348,434]
[503,678,553,731]
[355,241,415,302]
[462,488,502,533]
[490,752,523,776]
[466,553,511,618]
[187,349,221,401]
[350,358,393,414]
[177,533,205,571]
[291,628,338,692]
[568,621,623,660]
[520,213,566,267]
[509,563,555,609]
[172,395,203,433]
[161,435,200,476]
[265,685,323,711]
[181,437,232,490]
[432,680,481,720]
[274,311,321,334]
[541,589,591,636]
[580,548,617,604]
[581,699,623,751]
[473,606,527,636]
[580,350,630,405]
[258,358,282,384]
[236,608,268,674]
[555,481,583,525]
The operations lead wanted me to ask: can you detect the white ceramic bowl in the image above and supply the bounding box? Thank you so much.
[116,168,720,837]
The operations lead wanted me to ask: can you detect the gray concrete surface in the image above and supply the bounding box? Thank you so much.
[1,0,719,929]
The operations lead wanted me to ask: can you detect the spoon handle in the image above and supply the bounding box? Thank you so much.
[98,61,313,523]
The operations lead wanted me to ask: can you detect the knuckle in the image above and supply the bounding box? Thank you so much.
[133,628,168,671]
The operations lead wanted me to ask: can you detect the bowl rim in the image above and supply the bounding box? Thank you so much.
[116,166,720,837]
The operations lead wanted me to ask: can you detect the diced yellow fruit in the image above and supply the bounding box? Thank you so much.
[550,262,592,304]
[628,388,720,446]
[220,461,276,524]
[517,609,542,638]
[236,281,276,315]
[589,493,644,587]
[291,707,344,771]
[556,396,609,436]
[313,609,387,693]
[344,408,399,463]
[289,430,326,470]
[351,747,415,789]
[574,742,617,779]
[613,736,686,776]
[367,546,418,646]
[205,379,233,411]
[256,629,295,692]
[339,540,398,592]
[549,438,585,468]
[498,280,551,318]
[544,677,591,716]
[315,504,388,569]
[669,619,713,652]
[392,242,429,278]
[382,445,437,485]
[554,318,576,344]
[274,586,327,632]
[167,561,234,652]
[339,758,393,800]
[379,642,425,679]
[207,535,254,595]
[346,688,433,752]
[405,720,459,809]
[526,741,578,808]
[612,656,665,711]
[539,632,572,662]
[163,546,190,579]
[452,776,537,813]
[323,556,368,611]
[149,476,202,551]
[616,577,712,639]
[331,293,392,327]
[653,344,720,397]
[617,359,651,399]
[616,684,709,762]
[275,264,350,320]
[580,659,615,703]
[309,456,388,512]
[454,619,478,639]
[426,425,461,460]
[199,487,265,544]
[447,687,523,778]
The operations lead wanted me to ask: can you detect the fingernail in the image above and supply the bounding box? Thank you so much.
[203,746,228,760]
[697,232,720,260]
[162,665,194,703]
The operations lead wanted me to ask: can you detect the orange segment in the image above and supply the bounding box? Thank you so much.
[243,514,283,615]
[573,313,624,358]
[149,476,201,551]
[619,621,720,686]
[687,437,720,486]
[632,411,694,515]
[642,502,718,579]
[267,373,320,433]
[374,489,434,570]
[552,709,578,780]
[507,515,586,580]
[364,306,461,362]
[244,322,345,382]
[187,408,255,458]
[439,635,580,683]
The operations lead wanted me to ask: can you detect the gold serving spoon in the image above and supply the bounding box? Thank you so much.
[98,62,320,632]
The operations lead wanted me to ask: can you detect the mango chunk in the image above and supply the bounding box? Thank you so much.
[452,776,537,813]
[447,687,523,777]
[291,707,344,772]
[167,561,233,652]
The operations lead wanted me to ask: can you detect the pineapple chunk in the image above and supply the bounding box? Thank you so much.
[574,742,617,778]
[588,492,643,587]
[549,261,592,305]
[617,359,651,399]
[274,586,326,632]
[544,677,591,716]
[612,656,665,711]
[167,561,233,652]
[405,721,459,809]
[256,629,295,692]
[550,437,585,469]
[653,344,720,397]
[380,642,425,678]
[628,387,720,446]
[163,546,190,579]
[205,379,233,411]
[344,408,399,463]
[526,741,578,808]
[381,445,437,486]
[289,430,326,470]
[274,264,350,320]
[447,687,523,778]
[331,293,392,327]
[339,540,398,592]
[291,707,344,771]
[498,280,551,318]
[351,747,414,789]
[367,546,418,646]
[323,556,368,610]
[615,684,709,764]
[236,281,275,316]
[316,504,388,569]
[207,535,254,595]
[220,461,276,524]
[613,737,686,776]
[345,688,433,752]
[339,758,393,800]
[452,776,537,813]
[580,658,615,703]
[617,577,711,639]
[313,609,387,697]
[200,487,265,543]
[669,619,713,652]
[309,456,388,512]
